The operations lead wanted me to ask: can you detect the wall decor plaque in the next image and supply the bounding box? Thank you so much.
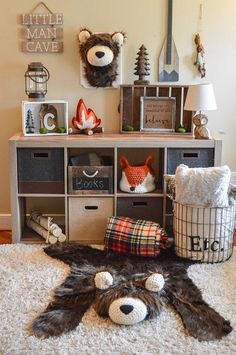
[21,2,63,53]
[140,96,176,132]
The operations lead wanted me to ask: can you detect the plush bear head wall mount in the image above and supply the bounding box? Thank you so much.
[78,28,125,88]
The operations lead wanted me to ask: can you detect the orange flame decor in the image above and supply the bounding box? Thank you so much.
[72,99,101,130]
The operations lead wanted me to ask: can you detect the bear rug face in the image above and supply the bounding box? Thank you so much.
[31,244,232,341]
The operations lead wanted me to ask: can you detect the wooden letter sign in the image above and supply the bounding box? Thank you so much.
[21,3,63,53]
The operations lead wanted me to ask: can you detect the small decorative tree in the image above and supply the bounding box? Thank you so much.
[134,45,150,84]
[25,109,35,134]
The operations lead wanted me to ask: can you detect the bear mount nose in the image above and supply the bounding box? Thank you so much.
[95,51,105,58]
[120,304,134,315]
[130,186,135,192]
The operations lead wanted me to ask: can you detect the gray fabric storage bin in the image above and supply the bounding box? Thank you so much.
[17,148,64,193]
[167,148,214,174]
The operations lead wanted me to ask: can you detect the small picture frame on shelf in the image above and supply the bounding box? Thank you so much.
[140,96,176,132]
[22,100,68,136]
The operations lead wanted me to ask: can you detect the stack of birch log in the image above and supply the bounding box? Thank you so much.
[27,210,66,244]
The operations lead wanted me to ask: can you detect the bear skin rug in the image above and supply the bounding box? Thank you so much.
[31,244,233,342]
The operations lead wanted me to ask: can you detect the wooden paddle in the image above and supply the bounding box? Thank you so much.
[159,0,179,82]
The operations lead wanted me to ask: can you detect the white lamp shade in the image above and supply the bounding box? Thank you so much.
[184,83,217,111]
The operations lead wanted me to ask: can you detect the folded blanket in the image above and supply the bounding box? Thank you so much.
[104,216,169,257]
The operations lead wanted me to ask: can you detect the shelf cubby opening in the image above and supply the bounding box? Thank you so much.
[18,196,65,243]
[117,147,164,193]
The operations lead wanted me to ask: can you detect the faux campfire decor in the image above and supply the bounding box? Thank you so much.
[69,99,103,135]
[31,244,232,341]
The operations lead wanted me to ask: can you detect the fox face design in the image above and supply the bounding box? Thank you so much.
[119,155,156,193]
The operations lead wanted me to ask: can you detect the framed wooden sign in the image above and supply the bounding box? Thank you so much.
[140,96,176,132]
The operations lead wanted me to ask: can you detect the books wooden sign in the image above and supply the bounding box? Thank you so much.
[140,96,176,132]
[21,3,63,53]
[68,166,113,195]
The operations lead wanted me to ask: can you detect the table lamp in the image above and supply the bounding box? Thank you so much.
[184,83,217,139]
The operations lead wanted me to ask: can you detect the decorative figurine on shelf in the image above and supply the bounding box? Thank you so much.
[78,28,125,88]
[194,33,206,78]
[134,45,150,84]
[193,114,211,139]
[69,99,103,136]
[39,104,58,134]
[119,155,156,193]
[25,109,35,134]
[176,125,187,133]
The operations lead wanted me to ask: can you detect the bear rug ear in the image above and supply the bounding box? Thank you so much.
[31,264,97,338]
[166,272,232,341]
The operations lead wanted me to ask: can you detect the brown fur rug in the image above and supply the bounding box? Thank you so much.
[31,244,232,341]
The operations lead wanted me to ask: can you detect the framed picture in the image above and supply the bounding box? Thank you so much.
[140,96,176,132]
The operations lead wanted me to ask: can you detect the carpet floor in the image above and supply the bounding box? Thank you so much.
[0,244,236,355]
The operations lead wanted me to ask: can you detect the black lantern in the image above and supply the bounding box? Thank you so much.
[25,62,50,100]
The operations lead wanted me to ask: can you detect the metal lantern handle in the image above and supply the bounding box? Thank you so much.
[27,66,50,84]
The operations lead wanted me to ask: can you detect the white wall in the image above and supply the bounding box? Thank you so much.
[1,0,236,219]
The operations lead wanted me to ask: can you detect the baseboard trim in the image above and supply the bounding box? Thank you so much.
[0,214,11,230]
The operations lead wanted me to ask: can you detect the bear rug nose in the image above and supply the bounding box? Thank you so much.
[109,297,148,325]
[95,51,105,58]
[120,305,134,315]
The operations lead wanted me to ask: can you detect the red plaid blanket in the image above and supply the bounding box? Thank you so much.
[104,216,169,257]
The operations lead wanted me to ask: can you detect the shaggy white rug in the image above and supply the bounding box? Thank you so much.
[0,244,236,355]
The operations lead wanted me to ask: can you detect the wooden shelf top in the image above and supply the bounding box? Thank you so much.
[9,132,220,149]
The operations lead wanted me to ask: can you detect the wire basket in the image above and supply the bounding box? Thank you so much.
[173,201,235,263]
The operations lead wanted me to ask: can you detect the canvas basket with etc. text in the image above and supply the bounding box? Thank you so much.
[173,201,235,263]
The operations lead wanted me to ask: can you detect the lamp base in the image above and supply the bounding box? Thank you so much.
[193,114,212,139]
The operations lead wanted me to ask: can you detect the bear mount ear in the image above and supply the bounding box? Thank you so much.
[78,29,92,43]
[94,271,113,290]
[145,273,165,292]
[112,32,125,46]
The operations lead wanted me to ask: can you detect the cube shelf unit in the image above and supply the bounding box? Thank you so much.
[120,84,193,134]
[9,133,222,244]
